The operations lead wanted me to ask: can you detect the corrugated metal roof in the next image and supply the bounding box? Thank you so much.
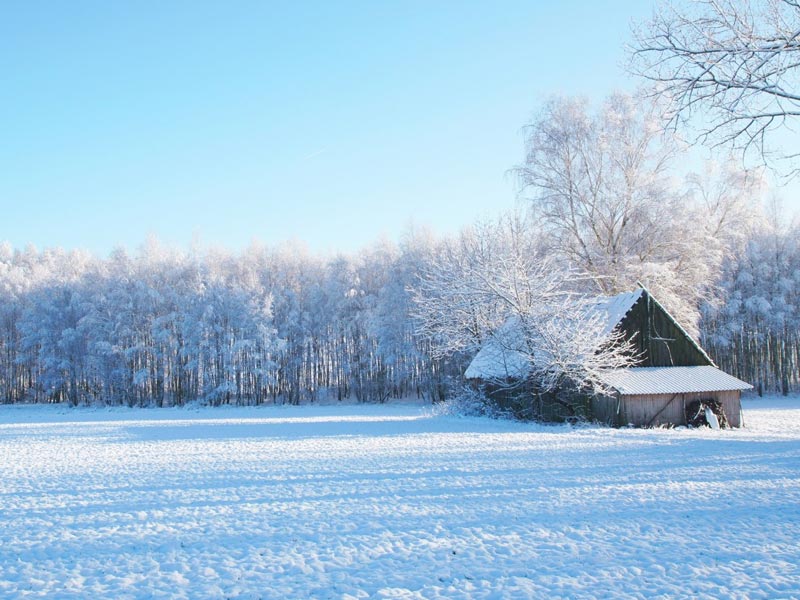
[599,366,752,396]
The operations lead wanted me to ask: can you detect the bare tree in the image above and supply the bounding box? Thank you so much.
[630,0,800,170]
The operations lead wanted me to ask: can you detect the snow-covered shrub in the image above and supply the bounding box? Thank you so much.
[430,386,509,419]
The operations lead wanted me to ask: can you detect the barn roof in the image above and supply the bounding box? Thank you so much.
[463,316,529,380]
[464,289,644,380]
[599,366,752,396]
[593,288,643,336]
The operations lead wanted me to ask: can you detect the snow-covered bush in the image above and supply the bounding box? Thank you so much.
[429,386,509,419]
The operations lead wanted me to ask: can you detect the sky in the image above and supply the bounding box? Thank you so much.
[1,1,796,257]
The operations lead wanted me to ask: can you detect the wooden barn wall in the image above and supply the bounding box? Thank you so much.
[618,390,742,428]
[591,395,620,426]
[619,293,712,368]
[480,383,744,427]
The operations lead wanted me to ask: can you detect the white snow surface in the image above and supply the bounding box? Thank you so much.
[1,397,799,599]
[463,316,530,380]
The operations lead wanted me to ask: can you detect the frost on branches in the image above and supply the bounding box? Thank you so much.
[631,0,800,171]
[513,92,766,337]
[411,216,636,420]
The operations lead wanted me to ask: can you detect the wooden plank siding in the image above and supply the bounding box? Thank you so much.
[591,394,621,426]
[592,390,743,428]
[619,292,713,368]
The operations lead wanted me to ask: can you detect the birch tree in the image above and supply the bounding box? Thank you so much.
[514,92,717,329]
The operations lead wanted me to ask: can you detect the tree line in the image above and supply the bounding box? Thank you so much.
[0,236,452,406]
[1,200,797,407]
[701,208,800,396]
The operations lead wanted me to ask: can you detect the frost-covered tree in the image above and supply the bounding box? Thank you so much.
[686,160,766,253]
[412,219,520,359]
[515,93,708,328]
[514,92,768,336]
[515,93,677,290]
[0,242,286,406]
[631,0,800,171]
[701,200,800,394]
[411,214,636,416]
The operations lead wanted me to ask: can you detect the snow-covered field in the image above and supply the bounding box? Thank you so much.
[1,398,799,599]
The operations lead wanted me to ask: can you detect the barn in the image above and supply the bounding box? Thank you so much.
[465,287,752,427]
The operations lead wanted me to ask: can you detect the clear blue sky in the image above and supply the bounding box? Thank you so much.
[4,1,789,257]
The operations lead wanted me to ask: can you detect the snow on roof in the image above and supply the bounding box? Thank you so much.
[464,317,531,380]
[591,288,643,336]
[599,366,752,396]
[465,289,644,380]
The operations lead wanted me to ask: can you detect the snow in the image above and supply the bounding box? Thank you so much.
[1,398,799,598]
[463,316,530,380]
[591,288,643,336]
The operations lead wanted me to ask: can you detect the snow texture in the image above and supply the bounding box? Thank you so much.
[599,365,752,395]
[463,316,530,380]
[1,398,799,598]
[592,288,643,337]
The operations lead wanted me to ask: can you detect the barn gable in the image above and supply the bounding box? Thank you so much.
[618,290,713,368]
